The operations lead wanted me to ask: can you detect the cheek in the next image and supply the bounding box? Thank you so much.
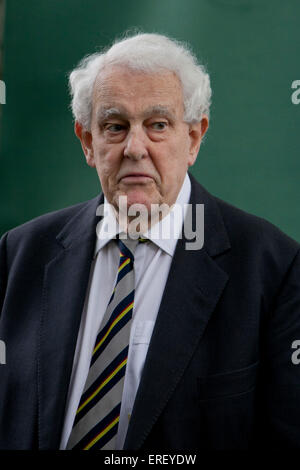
[163,139,190,170]
[94,145,120,174]
[174,139,192,170]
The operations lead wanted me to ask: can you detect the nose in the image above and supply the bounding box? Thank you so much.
[123,126,148,160]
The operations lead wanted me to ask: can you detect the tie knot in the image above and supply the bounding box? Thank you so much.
[116,235,148,259]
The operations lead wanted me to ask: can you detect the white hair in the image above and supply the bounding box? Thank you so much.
[69,32,212,131]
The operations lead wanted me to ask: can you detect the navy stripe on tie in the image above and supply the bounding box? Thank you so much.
[91,291,134,366]
[73,403,121,450]
[107,254,133,305]
[117,238,136,261]
[116,258,133,286]
[74,346,128,425]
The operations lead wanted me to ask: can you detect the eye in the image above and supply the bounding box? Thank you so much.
[104,123,126,133]
[151,121,168,131]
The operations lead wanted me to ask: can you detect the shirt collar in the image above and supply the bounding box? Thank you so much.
[94,172,191,258]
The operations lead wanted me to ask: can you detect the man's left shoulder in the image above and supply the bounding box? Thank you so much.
[211,194,300,283]
[191,175,298,251]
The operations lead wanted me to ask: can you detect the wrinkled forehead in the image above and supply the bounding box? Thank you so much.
[91,64,184,118]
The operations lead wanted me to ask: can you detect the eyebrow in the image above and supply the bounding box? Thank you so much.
[143,106,176,120]
[96,105,176,123]
[96,107,128,122]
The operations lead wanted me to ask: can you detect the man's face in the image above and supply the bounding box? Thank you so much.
[77,65,208,214]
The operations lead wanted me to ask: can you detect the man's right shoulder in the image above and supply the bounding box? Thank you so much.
[1,195,100,249]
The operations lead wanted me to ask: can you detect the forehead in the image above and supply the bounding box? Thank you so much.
[92,65,184,118]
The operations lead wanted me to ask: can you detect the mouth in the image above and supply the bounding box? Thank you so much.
[119,173,154,184]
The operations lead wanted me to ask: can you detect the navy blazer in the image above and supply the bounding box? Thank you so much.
[1,173,300,450]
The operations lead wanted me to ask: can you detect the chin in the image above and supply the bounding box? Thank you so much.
[125,190,158,209]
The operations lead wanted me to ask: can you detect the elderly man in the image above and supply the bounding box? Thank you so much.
[0,33,300,451]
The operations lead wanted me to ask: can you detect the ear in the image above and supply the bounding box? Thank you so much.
[187,115,209,166]
[74,121,96,168]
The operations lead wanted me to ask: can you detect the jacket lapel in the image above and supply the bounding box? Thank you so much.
[124,174,231,450]
[38,195,103,449]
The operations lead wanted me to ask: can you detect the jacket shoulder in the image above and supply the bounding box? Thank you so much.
[2,196,100,262]
[5,199,93,240]
[213,194,300,260]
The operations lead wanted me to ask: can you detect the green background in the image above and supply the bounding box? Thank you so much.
[1,0,299,240]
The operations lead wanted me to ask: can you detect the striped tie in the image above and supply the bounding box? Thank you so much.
[66,235,147,450]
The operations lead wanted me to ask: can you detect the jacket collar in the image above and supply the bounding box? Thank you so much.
[187,172,231,258]
[55,194,103,249]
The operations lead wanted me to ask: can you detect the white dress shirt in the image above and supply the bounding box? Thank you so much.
[60,173,191,450]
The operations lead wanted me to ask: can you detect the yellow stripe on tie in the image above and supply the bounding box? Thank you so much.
[118,258,130,273]
[93,302,134,356]
[84,415,120,450]
[77,357,127,415]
